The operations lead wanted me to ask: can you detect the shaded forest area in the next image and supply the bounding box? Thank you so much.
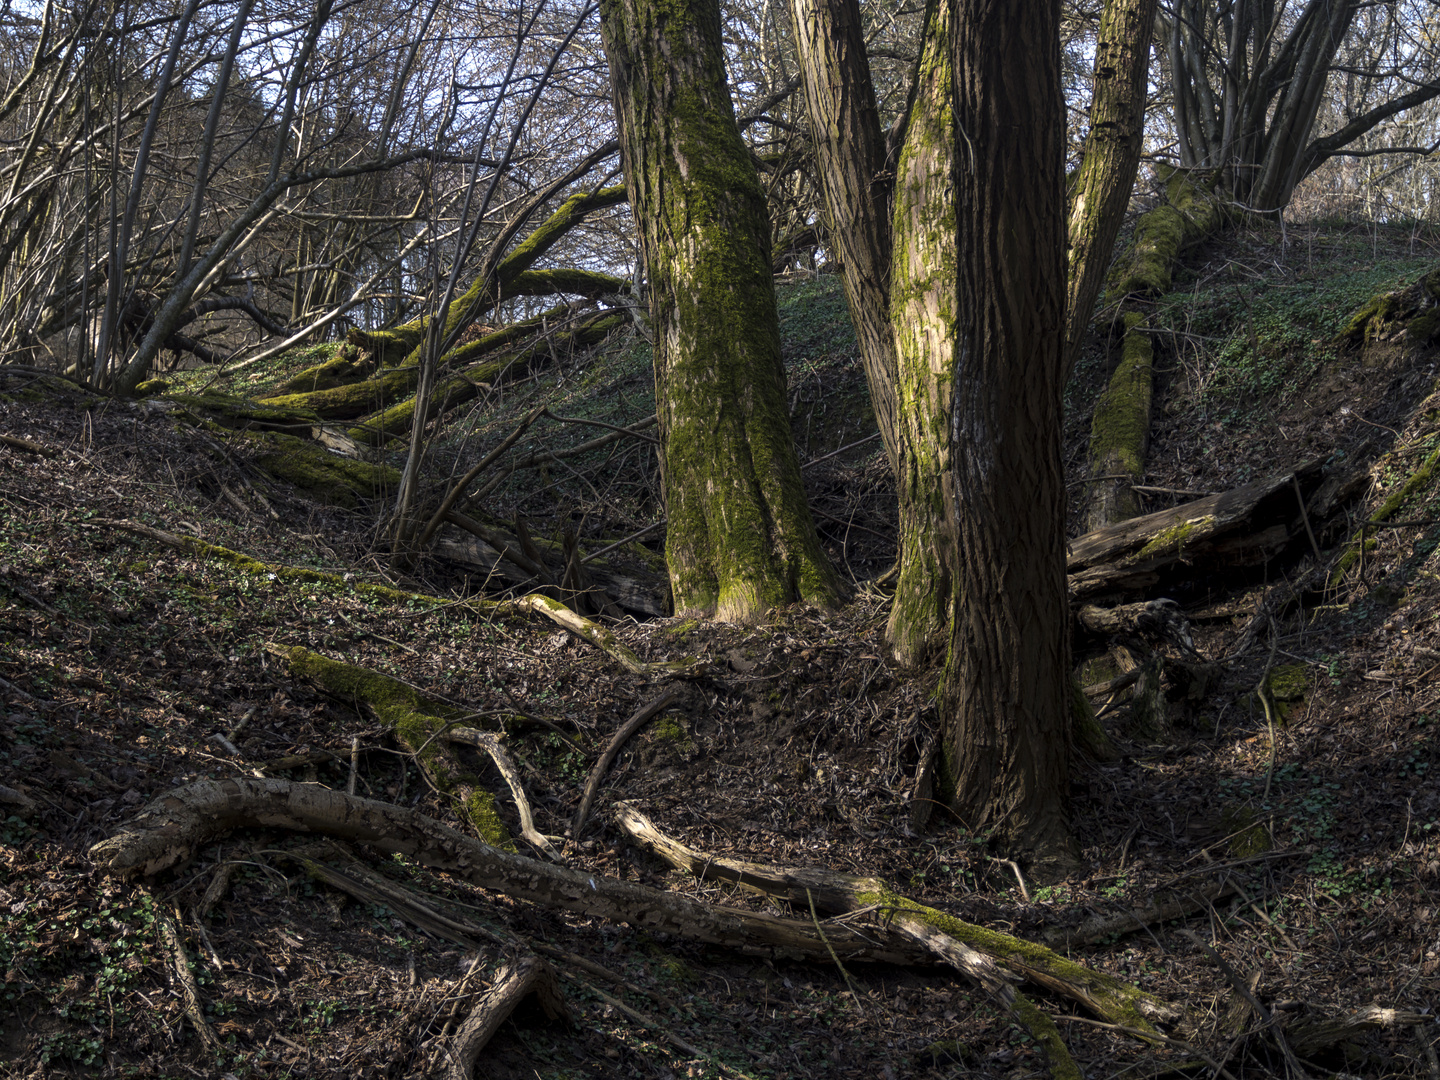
[8,0,1440,1075]
[6,216,1440,1077]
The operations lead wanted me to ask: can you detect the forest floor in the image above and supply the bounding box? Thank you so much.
[4,218,1440,1079]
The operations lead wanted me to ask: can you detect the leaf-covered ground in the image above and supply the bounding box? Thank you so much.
[4,220,1440,1078]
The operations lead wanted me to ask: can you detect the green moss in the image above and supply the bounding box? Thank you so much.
[168,390,323,430]
[1106,168,1223,301]
[855,886,1169,1035]
[259,365,420,421]
[1087,313,1153,525]
[1266,663,1309,701]
[1332,444,1440,584]
[269,349,372,395]
[247,430,400,507]
[1072,677,1119,761]
[134,378,170,397]
[463,789,513,848]
[1134,515,1210,560]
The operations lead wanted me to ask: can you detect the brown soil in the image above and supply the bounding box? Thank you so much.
[4,225,1440,1078]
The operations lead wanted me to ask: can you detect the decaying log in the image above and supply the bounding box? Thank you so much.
[1043,881,1237,947]
[1285,1004,1428,1058]
[87,778,929,965]
[509,594,705,677]
[614,805,1180,1034]
[154,899,220,1051]
[438,529,669,617]
[444,727,561,860]
[1066,459,1328,601]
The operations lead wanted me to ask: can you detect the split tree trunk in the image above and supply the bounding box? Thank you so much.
[599,0,840,621]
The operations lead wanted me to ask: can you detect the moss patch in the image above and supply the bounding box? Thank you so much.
[1133,516,1211,561]
[247,430,400,507]
[1221,804,1272,857]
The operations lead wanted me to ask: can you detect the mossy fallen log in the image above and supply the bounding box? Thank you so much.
[1066,459,1327,601]
[166,390,323,432]
[258,363,422,421]
[268,347,374,396]
[348,312,625,447]
[1105,167,1226,302]
[1337,266,1440,348]
[245,429,401,507]
[1085,312,1153,530]
[270,645,514,846]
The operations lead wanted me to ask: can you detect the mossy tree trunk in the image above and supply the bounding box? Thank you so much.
[1063,0,1158,375]
[788,0,958,664]
[945,0,1076,868]
[886,0,959,666]
[1083,312,1152,530]
[599,0,840,622]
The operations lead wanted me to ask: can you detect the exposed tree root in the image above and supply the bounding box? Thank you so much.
[444,954,570,1080]
[509,594,705,676]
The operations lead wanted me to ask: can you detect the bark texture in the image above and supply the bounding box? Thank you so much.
[945,0,1075,865]
[599,0,839,621]
[886,0,959,665]
[786,0,900,474]
[1063,0,1158,374]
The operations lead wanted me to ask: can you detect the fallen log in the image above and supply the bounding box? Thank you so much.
[1066,459,1328,601]
[88,777,928,965]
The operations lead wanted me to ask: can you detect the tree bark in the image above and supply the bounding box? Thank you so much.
[599,0,841,621]
[885,0,960,666]
[945,0,1075,867]
[1063,0,1158,376]
[785,0,900,476]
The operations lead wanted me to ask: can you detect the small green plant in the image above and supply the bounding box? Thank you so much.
[39,1031,104,1066]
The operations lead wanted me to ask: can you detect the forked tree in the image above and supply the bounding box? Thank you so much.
[597,0,841,622]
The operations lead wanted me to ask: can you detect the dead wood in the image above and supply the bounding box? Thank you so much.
[416,405,545,549]
[1043,881,1237,947]
[88,778,930,965]
[154,898,220,1051]
[614,805,1180,1033]
[1285,1004,1428,1058]
[439,524,669,617]
[1066,459,1328,601]
[444,727,561,860]
[446,954,570,1080]
[571,686,683,841]
[509,594,704,676]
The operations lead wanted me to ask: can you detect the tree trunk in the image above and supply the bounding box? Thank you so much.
[599,0,840,621]
[945,0,1075,867]
[1063,0,1158,375]
[785,0,900,476]
[886,0,959,665]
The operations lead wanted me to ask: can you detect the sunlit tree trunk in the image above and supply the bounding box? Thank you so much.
[599,0,841,621]
[1064,0,1157,374]
[944,0,1075,867]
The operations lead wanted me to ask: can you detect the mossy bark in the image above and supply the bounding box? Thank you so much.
[278,645,512,846]
[944,0,1076,867]
[259,364,422,421]
[886,0,959,666]
[347,313,624,447]
[1085,312,1153,529]
[600,0,841,621]
[1105,166,1225,301]
[248,430,401,507]
[1064,0,1158,374]
[345,183,628,370]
